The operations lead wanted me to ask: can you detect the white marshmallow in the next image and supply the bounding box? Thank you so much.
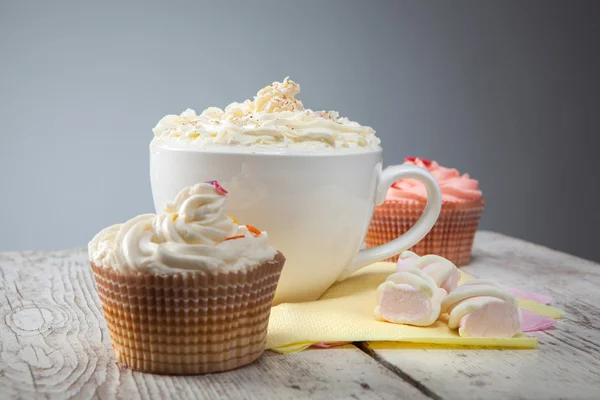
[442,279,522,338]
[374,268,447,326]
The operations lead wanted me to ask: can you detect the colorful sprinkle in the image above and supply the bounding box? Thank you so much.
[206,180,228,194]
[246,225,262,237]
[225,235,245,241]
[228,215,239,224]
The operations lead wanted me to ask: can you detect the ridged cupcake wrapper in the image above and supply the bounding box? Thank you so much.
[91,252,285,374]
[365,200,485,266]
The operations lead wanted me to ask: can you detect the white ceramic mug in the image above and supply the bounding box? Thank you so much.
[150,146,442,304]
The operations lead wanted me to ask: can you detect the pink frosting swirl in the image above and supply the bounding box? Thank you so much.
[386,157,482,203]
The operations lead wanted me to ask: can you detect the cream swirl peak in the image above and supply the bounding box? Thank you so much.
[151,77,380,151]
[153,182,236,246]
[88,182,277,274]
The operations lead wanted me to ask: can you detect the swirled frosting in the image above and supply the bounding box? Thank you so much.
[441,279,522,337]
[386,157,482,203]
[88,182,277,274]
[151,77,380,152]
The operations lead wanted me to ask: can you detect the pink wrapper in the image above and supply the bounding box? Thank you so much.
[91,252,285,374]
[366,200,485,266]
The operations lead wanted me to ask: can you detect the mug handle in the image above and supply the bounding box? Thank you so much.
[337,164,442,281]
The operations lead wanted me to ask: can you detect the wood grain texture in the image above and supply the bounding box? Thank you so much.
[0,249,426,400]
[1,231,599,399]
[366,231,600,400]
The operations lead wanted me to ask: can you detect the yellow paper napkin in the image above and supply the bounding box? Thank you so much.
[267,262,563,353]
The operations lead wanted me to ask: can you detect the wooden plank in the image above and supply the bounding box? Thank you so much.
[361,332,600,400]
[0,249,428,400]
[366,231,600,400]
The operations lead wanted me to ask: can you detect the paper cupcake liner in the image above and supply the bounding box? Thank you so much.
[91,252,285,374]
[365,200,484,266]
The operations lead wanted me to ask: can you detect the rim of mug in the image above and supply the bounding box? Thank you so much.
[150,143,382,157]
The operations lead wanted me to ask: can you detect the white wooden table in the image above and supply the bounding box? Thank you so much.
[1,231,599,399]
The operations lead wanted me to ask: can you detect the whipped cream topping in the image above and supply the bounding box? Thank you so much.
[442,279,522,337]
[396,251,460,293]
[387,158,482,203]
[151,77,380,152]
[88,182,277,274]
[375,267,447,326]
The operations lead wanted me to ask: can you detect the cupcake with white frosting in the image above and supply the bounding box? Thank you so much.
[88,181,285,374]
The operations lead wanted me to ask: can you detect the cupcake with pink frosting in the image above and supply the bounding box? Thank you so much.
[366,157,484,265]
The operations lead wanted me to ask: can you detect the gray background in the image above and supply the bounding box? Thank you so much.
[1,1,599,261]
